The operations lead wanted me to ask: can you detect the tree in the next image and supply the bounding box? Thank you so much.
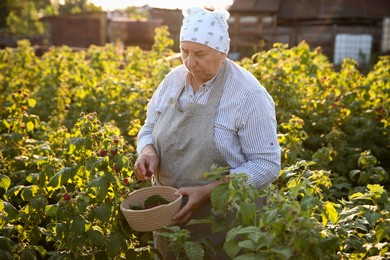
[6,1,45,38]
[57,0,102,14]
[2,0,102,40]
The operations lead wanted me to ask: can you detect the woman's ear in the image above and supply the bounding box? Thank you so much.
[221,53,227,62]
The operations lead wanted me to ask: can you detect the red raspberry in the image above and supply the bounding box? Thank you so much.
[99,150,107,157]
[64,193,71,201]
[110,148,118,156]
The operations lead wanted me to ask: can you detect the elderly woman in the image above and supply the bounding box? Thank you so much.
[134,6,281,259]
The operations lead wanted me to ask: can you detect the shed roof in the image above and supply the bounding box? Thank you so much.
[229,0,281,14]
[229,0,390,19]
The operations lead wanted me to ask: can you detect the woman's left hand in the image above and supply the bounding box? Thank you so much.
[172,181,223,224]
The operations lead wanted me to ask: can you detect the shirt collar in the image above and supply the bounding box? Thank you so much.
[185,72,219,94]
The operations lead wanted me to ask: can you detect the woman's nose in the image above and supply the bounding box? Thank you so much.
[186,55,196,68]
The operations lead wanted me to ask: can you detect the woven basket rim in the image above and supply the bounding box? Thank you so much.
[121,191,182,212]
[120,185,183,232]
[120,185,182,213]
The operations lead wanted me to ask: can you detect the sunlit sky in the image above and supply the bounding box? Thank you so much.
[88,0,233,10]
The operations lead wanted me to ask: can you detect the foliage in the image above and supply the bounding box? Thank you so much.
[124,6,148,20]
[241,42,389,179]
[0,28,389,259]
[56,0,103,14]
[1,0,102,38]
[6,1,46,38]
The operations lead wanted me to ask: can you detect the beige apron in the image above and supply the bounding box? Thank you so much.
[152,62,230,259]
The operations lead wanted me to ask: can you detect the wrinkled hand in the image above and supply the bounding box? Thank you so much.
[172,181,223,224]
[134,145,159,181]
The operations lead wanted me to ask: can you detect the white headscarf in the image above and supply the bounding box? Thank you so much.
[180,7,231,54]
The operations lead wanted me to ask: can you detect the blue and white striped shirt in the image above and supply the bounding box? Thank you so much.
[137,59,281,188]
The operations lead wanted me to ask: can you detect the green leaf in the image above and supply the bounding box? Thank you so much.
[345,234,363,250]
[325,201,338,224]
[338,206,361,223]
[30,196,47,210]
[238,239,256,250]
[300,196,321,211]
[106,232,126,257]
[28,98,37,108]
[26,121,34,132]
[26,173,40,184]
[71,215,86,236]
[236,226,261,236]
[68,143,76,155]
[235,253,258,260]
[27,225,42,244]
[21,248,37,260]
[0,175,11,191]
[262,208,278,226]
[225,226,240,241]
[33,245,47,258]
[91,203,112,222]
[45,204,59,217]
[67,137,92,153]
[87,229,107,246]
[184,241,204,260]
[187,218,214,226]
[0,250,13,260]
[48,166,78,188]
[210,183,229,211]
[271,246,294,259]
[21,186,33,201]
[376,221,390,241]
[3,201,19,219]
[88,174,110,202]
[288,180,304,198]
[239,202,257,226]
[223,239,240,258]
[365,211,381,228]
[71,236,86,250]
[367,184,384,194]
[0,236,16,251]
[76,196,89,212]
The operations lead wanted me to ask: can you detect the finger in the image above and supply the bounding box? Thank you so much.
[175,187,190,196]
[172,195,194,220]
[135,160,147,180]
[172,204,194,224]
[147,158,159,175]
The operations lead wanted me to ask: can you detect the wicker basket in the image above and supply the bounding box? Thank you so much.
[120,186,182,232]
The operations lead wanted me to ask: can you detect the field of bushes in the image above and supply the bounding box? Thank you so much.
[0,27,389,259]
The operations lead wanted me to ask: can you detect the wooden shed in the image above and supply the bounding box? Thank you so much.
[42,12,107,48]
[228,0,390,63]
[148,8,183,51]
[107,18,163,49]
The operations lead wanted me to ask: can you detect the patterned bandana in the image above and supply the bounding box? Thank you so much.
[180,7,231,54]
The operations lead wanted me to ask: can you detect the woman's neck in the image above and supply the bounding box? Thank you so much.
[190,76,203,93]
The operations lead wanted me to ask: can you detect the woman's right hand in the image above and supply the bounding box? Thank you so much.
[134,145,159,181]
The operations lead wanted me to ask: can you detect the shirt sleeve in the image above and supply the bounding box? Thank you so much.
[229,88,281,188]
[136,86,161,155]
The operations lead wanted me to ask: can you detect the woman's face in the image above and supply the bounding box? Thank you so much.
[180,41,227,84]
